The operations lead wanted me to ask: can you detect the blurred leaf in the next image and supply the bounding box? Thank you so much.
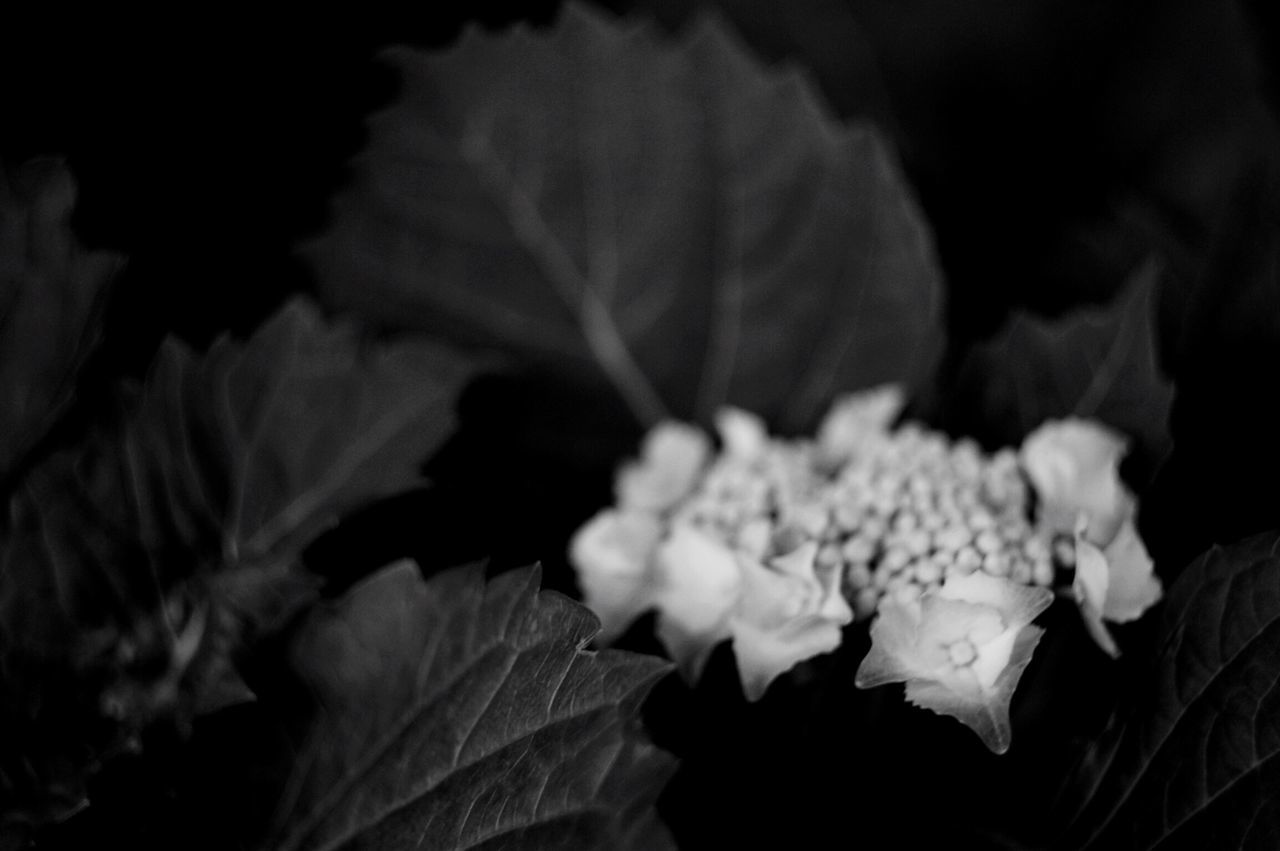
[935,257,1172,471]
[0,159,123,488]
[190,298,482,566]
[0,298,479,830]
[611,0,896,122]
[306,2,943,436]
[1059,531,1280,850]
[1140,143,1280,572]
[269,561,675,851]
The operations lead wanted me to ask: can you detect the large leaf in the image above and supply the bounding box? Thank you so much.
[306,3,943,435]
[269,561,674,851]
[934,258,1172,473]
[1059,531,1280,849]
[0,298,478,829]
[0,159,123,488]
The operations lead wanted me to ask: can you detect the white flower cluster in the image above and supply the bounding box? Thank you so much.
[700,405,1058,625]
[571,385,1163,750]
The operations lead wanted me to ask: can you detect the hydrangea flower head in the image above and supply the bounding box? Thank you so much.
[855,572,1053,753]
[1019,418,1162,656]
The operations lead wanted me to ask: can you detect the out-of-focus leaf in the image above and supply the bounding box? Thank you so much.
[306,2,943,436]
[1140,145,1280,573]
[1058,531,1280,850]
[0,159,123,487]
[269,561,675,851]
[191,298,481,566]
[935,258,1172,472]
[0,297,479,830]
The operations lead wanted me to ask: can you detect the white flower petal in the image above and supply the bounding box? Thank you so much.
[1020,418,1131,543]
[938,571,1054,629]
[859,581,1052,753]
[769,541,819,580]
[903,624,1047,754]
[817,384,905,460]
[656,615,723,684]
[569,509,663,642]
[615,421,711,512]
[1073,534,1120,658]
[651,523,742,679]
[1100,517,1163,622]
[816,560,854,626]
[970,626,1018,691]
[725,542,855,700]
[732,615,843,701]
[715,407,768,460]
[855,598,926,688]
[736,554,815,631]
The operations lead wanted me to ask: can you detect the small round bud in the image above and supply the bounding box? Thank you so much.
[1032,557,1055,587]
[974,530,1003,555]
[998,518,1029,544]
[842,534,877,563]
[953,546,983,575]
[920,511,946,532]
[914,559,943,585]
[934,526,972,553]
[1022,535,1050,562]
[967,509,996,532]
[982,551,1012,577]
[816,543,843,570]
[902,529,932,557]
[881,547,912,573]
[876,471,905,495]
[833,501,864,532]
[845,561,873,590]
[870,492,897,517]
[859,516,888,542]
[1053,536,1077,568]
[907,473,932,497]
[855,587,880,620]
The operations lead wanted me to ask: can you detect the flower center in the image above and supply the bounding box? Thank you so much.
[947,639,977,667]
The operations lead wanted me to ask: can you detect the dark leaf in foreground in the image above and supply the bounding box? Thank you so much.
[0,159,124,488]
[0,298,478,830]
[936,258,1172,474]
[306,3,943,435]
[1059,531,1280,850]
[270,561,675,851]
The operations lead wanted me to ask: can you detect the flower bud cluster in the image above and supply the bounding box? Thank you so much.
[662,402,1060,623]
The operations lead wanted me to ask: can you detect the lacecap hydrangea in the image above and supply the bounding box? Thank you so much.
[570,386,1161,751]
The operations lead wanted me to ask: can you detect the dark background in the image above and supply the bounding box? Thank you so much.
[5,0,1280,576]
[4,3,1280,848]
[3,2,1277,358]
